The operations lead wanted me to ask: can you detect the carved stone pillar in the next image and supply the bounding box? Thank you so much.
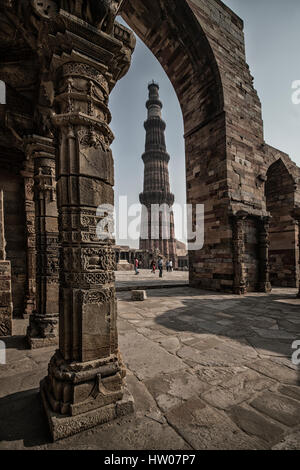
[25,136,59,349]
[0,189,13,336]
[258,216,272,293]
[21,159,36,318]
[232,211,247,295]
[40,17,135,440]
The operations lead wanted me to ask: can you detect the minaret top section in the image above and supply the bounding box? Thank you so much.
[146,81,163,119]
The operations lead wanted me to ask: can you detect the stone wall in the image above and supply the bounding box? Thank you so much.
[0,170,27,316]
[266,159,299,287]
[122,0,300,293]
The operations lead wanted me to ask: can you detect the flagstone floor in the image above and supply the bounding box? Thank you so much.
[0,287,300,450]
[115,269,189,290]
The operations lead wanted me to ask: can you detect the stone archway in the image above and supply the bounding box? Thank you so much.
[121,0,273,294]
[0,0,299,441]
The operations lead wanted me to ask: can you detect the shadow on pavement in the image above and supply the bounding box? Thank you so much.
[0,388,51,448]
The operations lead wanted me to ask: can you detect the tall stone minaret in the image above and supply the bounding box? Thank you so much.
[139,82,177,266]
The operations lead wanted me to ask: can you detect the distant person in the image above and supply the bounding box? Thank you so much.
[134,258,139,275]
[151,260,156,274]
[169,260,173,272]
[158,257,163,278]
[166,260,170,272]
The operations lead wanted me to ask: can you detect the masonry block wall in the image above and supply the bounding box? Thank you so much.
[123,0,300,293]
[0,170,27,316]
[266,159,299,287]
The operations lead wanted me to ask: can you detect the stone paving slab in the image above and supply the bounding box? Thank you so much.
[115,269,188,291]
[227,405,285,445]
[165,397,266,450]
[0,286,300,449]
[251,392,300,427]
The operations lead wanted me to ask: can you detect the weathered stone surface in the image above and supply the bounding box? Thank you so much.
[227,405,285,445]
[1,287,300,449]
[272,431,300,450]
[247,337,291,357]
[145,370,210,412]
[248,359,299,385]
[41,379,135,442]
[165,397,264,450]
[156,336,181,354]
[251,392,300,427]
[201,370,274,410]
[26,137,59,348]
[119,331,184,381]
[131,290,147,301]
[278,384,300,402]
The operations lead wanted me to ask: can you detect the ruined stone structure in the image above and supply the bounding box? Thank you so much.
[265,154,300,288]
[0,0,300,439]
[0,190,13,336]
[139,82,177,267]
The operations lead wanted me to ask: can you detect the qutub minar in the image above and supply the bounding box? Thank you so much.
[139,82,177,267]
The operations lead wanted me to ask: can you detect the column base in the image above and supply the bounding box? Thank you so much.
[258,282,272,293]
[26,313,59,349]
[23,299,35,319]
[28,336,58,349]
[40,378,134,441]
[233,285,247,295]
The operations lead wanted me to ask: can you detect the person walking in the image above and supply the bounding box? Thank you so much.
[169,260,173,272]
[166,260,170,272]
[158,257,163,278]
[134,257,139,275]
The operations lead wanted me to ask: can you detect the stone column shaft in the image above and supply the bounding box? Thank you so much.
[232,213,247,295]
[25,136,59,348]
[258,216,272,293]
[21,160,36,318]
[40,25,135,438]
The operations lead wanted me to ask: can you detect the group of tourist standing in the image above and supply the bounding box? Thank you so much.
[150,258,173,278]
[134,257,174,277]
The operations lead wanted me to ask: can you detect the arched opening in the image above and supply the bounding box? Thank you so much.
[110,21,187,273]
[265,159,299,287]
[113,0,227,289]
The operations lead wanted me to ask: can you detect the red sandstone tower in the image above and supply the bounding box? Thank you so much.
[139,82,177,266]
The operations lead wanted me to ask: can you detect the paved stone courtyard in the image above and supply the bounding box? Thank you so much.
[116,269,189,290]
[0,286,300,450]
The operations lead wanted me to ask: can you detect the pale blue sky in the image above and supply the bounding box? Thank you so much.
[110,0,300,247]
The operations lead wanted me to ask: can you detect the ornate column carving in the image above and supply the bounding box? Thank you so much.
[25,136,59,348]
[258,216,272,293]
[38,11,135,440]
[21,159,36,318]
[0,189,13,336]
[232,211,247,295]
